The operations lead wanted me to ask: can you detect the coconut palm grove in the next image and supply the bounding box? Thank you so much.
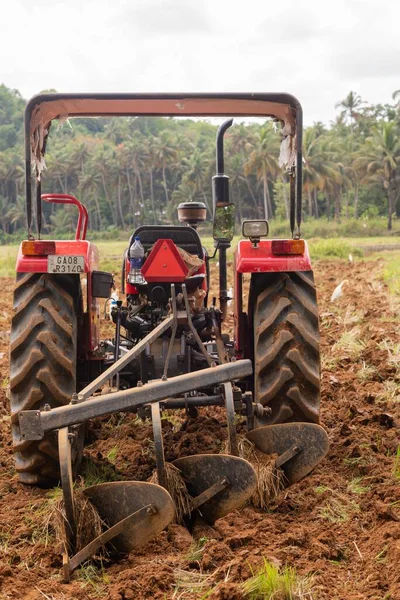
[1,84,400,240]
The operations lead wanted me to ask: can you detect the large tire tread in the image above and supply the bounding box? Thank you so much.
[252,271,320,424]
[10,273,81,486]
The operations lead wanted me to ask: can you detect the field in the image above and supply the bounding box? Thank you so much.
[0,243,399,599]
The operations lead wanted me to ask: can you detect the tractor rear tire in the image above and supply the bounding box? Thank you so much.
[10,273,83,486]
[252,271,320,424]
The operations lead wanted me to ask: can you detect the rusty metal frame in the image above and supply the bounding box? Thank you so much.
[77,314,174,401]
[18,360,253,440]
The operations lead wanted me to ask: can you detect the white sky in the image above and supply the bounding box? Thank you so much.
[2,0,399,125]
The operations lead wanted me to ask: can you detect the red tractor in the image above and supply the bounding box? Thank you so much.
[10,93,328,578]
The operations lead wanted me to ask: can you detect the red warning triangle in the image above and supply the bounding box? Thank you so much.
[142,239,189,282]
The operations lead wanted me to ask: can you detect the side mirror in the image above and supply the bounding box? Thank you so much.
[213,203,236,242]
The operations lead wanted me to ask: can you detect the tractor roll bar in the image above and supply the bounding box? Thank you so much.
[41,194,88,240]
[24,92,303,238]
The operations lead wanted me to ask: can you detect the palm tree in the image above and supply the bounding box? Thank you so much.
[356,122,400,230]
[144,137,157,224]
[7,196,26,231]
[228,124,257,210]
[181,148,212,214]
[335,91,365,130]
[244,124,279,219]
[152,131,177,205]
[78,170,103,229]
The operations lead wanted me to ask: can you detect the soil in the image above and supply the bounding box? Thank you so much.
[0,259,399,600]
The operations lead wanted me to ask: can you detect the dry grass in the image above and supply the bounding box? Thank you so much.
[45,489,104,554]
[172,568,214,598]
[150,462,193,524]
[356,361,378,382]
[227,437,285,509]
[333,327,366,359]
[315,486,360,523]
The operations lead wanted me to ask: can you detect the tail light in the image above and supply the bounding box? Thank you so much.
[21,241,56,256]
[271,240,305,255]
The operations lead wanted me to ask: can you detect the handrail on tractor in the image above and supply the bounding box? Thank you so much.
[41,194,88,240]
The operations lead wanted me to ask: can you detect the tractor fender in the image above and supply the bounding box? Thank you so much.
[15,240,99,273]
[234,239,311,274]
[15,240,100,353]
[233,240,312,355]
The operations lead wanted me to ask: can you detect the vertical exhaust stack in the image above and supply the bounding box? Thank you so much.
[212,118,233,208]
[212,118,233,321]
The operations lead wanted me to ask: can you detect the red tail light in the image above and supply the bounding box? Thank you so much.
[21,241,56,256]
[271,240,305,255]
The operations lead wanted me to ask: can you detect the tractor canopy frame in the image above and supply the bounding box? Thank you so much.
[24,92,303,238]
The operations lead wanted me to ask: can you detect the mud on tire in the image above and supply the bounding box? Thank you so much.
[10,273,83,486]
[252,271,320,424]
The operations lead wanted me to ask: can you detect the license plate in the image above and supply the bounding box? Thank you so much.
[47,255,85,274]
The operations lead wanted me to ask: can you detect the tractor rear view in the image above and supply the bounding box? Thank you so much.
[10,93,328,579]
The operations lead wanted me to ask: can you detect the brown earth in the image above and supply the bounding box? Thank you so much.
[0,260,399,600]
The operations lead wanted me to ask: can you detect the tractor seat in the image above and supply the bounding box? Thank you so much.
[130,225,204,259]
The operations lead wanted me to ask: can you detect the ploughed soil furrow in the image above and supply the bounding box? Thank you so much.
[0,259,399,600]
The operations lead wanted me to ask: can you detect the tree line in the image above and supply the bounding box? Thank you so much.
[0,84,400,241]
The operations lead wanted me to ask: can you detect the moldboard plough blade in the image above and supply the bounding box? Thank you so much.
[83,481,175,552]
[62,481,174,581]
[172,454,257,524]
[247,423,329,485]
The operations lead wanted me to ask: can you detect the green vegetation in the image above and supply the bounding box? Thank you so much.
[76,562,110,597]
[333,328,366,359]
[242,559,314,600]
[393,446,400,481]
[1,85,400,243]
[347,477,371,494]
[307,238,363,260]
[383,254,400,295]
[185,536,208,564]
[80,456,122,486]
[315,485,360,523]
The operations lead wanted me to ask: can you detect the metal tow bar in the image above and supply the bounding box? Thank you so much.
[18,360,253,441]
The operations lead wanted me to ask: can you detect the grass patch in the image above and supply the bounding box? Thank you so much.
[382,253,400,296]
[376,380,400,404]
[242,559,315,600]
[356,362,378,382]
[393,446,400,481]
[377,340,400,370]
[375,545,389,563]
[333,327,366,359]
[80,456,122,486]
[337,307,364,328]
[318,497,357,523]
[173,568,214,598]
[308,239,363,260]
[185,537,208,564]
[105,446,118,464]
[77,562,110,597]
[316,487,360,523]
[347,477,371,494]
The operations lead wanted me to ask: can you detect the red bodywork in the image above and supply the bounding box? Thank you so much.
[125,239,208,294]
[142,239,189,283]
[234,239,312,354]
[16,194,100,354]
[16,240,100,354]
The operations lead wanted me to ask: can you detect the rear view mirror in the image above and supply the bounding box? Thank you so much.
[213,203,236,242]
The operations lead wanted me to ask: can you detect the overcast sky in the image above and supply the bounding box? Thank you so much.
[2,0,399,125]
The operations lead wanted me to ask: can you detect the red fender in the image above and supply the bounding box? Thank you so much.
[234,239,312,354]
